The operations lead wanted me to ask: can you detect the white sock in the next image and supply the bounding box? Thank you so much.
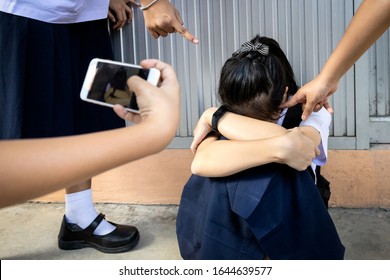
[65,189,115,235]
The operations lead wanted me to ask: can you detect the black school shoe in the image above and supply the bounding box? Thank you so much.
[58,213,140,253]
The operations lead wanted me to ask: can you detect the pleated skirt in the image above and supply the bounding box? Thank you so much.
[0,11,124,139]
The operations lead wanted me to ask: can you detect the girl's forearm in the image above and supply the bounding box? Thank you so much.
[192,137,286,177]
[192,126,320,177]
[193,102,325,177]
[217,112,287,140]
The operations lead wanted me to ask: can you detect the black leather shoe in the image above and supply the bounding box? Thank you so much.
[58,213,140,253]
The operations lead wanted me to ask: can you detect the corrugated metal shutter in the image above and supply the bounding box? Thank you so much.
[111,0,389,149]
[367,27,390,145]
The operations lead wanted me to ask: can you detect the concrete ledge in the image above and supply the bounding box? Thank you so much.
[36,149,390,208]
[323,149,390,207]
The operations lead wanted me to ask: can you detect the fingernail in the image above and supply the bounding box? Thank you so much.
[193,38,199,44]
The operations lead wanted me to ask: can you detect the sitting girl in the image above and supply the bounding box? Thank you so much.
[176,35,345,260]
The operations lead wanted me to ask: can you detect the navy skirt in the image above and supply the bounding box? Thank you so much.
[0,12,124,139]
[176,164,345,260]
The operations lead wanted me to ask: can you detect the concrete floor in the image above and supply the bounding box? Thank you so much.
[0,202,390,260]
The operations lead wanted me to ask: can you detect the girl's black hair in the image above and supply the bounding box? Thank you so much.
[218,35,299,121]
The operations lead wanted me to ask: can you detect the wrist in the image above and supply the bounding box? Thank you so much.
[211,105,229,133]
[317,65,342,86]
[273,135,291,164]
[205,107,218,127]
[140,0,160,11]
[142,117,177,146]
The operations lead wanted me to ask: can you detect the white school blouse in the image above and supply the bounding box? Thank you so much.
[277,107,332,179]
[0,0,110,23]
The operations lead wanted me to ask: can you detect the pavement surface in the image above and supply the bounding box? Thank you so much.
[1,203,390,260]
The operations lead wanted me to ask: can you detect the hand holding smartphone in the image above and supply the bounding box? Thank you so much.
[80,58,160,113]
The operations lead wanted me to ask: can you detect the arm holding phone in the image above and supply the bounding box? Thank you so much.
[0,59,179,209]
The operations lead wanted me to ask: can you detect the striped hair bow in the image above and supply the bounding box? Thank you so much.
[232,41,269,56]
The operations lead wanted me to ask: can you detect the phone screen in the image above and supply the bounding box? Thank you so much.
[87,61,150,111]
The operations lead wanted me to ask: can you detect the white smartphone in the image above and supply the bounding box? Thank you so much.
[80,58,160,113]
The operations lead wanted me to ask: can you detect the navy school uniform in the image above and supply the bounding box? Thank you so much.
[176,104,345,260]
[176,163,345,259]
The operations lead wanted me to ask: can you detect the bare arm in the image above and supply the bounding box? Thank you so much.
[192,107,321,144]
[0,60,180,208]
[190,108,288,152]
[282,0,390,120]
[191,108,321,177]
[191,127,319,177]
[320,0,390,85]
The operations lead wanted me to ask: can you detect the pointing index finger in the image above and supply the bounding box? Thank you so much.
[172,21,199,44]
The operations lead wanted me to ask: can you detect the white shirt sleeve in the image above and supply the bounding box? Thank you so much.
[299,107,332,166]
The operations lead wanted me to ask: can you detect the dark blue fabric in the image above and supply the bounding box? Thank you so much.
[0,12,27,138]
[177,175,266,260]
[0,12,124,140]
[176,164,345,260]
